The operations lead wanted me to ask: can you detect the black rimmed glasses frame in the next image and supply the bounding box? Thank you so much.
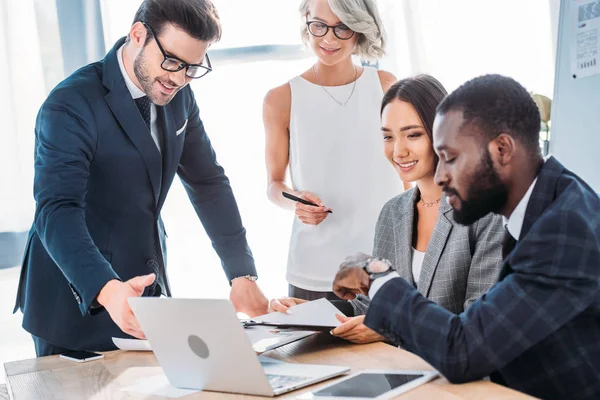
[306,20,355,40]
[142,22,212,79]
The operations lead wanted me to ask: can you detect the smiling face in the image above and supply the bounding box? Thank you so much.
[129,22,211,105]
[433,110,509,225]
[381,99,437,183]
[305,0,357,66]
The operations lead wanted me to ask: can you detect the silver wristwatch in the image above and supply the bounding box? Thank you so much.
[362,257,394,281]
[231,275,258,283]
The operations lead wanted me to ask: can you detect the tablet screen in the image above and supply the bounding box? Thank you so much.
[311,372,424,398]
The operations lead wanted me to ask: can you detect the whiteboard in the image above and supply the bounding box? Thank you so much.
[550,0,600,192]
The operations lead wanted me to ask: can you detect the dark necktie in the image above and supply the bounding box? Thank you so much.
[501,226,517,259]
[134,96,151,130]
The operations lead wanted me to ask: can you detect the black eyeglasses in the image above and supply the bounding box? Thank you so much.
[142,23,212,79]
[306,20,355,40]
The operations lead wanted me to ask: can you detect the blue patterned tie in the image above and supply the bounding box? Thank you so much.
[134,96,151,130]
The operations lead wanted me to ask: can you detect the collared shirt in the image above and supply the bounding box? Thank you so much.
[116,45,161,152]
[369,270,400,298]
[504,177,539,241]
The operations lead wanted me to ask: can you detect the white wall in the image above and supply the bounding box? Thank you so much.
[550,0,600,192]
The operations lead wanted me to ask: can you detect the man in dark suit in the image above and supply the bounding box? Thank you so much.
[14,0,269,357]
[332,75,600,399]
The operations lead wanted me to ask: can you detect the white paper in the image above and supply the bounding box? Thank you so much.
[253,298,344,328]
[257,355,285,364]
[245,327,317,353]
[120,374,199,398]
[571,0,600,78]
[113,328,315,355]
[112,337,152,351]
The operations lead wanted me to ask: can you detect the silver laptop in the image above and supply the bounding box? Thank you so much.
[129,297,350,396]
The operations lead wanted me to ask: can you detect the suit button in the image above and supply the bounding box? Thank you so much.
[146,259,159,269]
[69,284,82,304]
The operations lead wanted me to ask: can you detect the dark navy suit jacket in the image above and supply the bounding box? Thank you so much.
[14,38,257,351]
[365,157,600,400]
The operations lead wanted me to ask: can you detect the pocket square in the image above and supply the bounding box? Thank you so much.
[176,119,188,136]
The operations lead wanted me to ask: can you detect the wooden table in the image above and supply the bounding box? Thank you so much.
[4,334,535,399]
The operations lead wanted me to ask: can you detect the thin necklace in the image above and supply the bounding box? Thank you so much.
[311,65,358,107]
[419,196,441,208]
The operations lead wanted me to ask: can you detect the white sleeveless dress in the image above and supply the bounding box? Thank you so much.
[287,67,402,291]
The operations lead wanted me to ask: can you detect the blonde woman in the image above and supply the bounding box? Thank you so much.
[264,0,404,300]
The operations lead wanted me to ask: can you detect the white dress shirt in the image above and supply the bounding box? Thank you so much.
[369,270,400,299]
[116,45,161,153]
[411,247,425,284]
[504,177,539,240]
[368,248,424,299]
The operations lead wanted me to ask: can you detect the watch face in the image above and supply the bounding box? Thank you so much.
[369,260,390,273]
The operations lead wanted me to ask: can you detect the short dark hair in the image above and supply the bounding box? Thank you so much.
[437,74,541,157]
[381,74,448,167]
[132,0,222,45]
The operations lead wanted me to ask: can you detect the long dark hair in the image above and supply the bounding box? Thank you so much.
[381,75,448,167]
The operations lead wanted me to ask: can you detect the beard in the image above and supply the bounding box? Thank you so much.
[447,149,508,226]
[133,48,178,106]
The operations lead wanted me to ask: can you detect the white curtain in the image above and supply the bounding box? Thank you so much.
[379,0,555,96]
[0,0,46,233]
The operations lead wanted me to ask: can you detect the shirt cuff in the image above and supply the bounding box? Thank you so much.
[368,271,400,299]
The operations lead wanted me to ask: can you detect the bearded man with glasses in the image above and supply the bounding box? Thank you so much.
[14,0,268,357]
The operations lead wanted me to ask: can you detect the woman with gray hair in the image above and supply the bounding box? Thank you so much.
[263,0,405,300]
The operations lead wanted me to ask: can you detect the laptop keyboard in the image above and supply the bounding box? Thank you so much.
[267,374,311,390]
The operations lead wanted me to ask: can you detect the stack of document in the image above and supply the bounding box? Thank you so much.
[244,327,317,353]
[247,298,345,330]
[113,298,344,354]
[112,330,315,354]
[242,298,346,353]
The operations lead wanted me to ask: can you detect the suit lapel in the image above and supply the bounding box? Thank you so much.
[417,195,453,297]
[102,38,162,205]
[393,189,418,286]
[499,157,562,282]
[520,157,562,240]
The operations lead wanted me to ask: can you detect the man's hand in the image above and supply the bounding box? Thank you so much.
[331,315,385,344]
[339,252,372,269]
[230,278,269,317]
[268,297,308,313]
[96,273,155,339]
[333,252,372,300]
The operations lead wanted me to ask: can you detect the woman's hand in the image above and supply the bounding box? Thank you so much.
[330,315,385,344]
[268,297,308,313]
[294,192,332,225]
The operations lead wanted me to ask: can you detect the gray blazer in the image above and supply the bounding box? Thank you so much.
[352,187,504,315]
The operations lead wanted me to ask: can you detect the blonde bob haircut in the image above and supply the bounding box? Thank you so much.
[299,0,386,60]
